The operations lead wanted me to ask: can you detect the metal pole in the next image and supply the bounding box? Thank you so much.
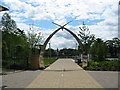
[49,43,51,58]
[57,48,59,58]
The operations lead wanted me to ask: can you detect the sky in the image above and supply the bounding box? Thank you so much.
[0,0,119,49]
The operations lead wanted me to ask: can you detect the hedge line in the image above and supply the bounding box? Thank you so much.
[85,60,120,71]
[2,59,28,70]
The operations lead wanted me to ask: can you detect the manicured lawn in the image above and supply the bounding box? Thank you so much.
[44,58,57,67]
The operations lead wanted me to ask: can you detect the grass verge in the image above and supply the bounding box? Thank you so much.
[44,58,57,67]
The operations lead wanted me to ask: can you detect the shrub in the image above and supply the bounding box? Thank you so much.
[2,59,28,70]
[85,60,120,71]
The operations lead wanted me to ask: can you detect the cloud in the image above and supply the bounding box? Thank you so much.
[2,0,118,20]
[54,18,67,26]
[46,34,78,49]
[1,0,119,49]
[17,23,42,34]
[11,17,26,23]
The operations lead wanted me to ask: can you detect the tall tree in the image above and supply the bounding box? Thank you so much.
[0,13,17,33]
[78,22,95,54]
[1,13,29,59]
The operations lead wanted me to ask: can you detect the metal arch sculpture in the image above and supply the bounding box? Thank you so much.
[52,23,86,53]
[39,27,63,68]
[39,21,86,68]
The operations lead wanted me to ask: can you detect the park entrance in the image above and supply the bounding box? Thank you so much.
[30,22,88,69]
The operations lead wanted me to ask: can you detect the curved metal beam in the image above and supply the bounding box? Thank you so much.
[43,27,61,51]
[41,27,85,55]
[39,28,61,68]
[63,27,86,53]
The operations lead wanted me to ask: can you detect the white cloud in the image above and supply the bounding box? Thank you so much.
[17,23,42,34]
[17,23,29,31]
[1,0,119,49]
[11,17,26,23]
[2,0,118,21]
[46,34,78,49]
[54,18,67,25]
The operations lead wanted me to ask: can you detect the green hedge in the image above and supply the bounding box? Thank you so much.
[2,58,57,69]
[85,60,120,71]
[2,59,28,70]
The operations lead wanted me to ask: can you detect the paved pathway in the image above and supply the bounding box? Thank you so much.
[27,59,103,88]
[87,71,118,88]
[2,70,41,88]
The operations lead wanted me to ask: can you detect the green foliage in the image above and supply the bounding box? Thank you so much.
[2,29,29,59]
[1,12,42,70]
[105,37,120,58]
[85,60,120,71]
[44,48,79,58]
[79,63,82,67]
[2,59,28,70]
[78,22,90,44]
[44,48,57,57]
[44,58,57,67]
[1,13,17,32]
[27,30,43,54]
[59,48,79,57]
[78,22,95,54]
[90,38,107,61]
[28,30,42,48]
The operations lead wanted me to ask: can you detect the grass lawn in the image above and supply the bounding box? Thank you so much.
[44,58,57,67]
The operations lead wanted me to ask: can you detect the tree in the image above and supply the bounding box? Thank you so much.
[44,48,57,58]
[0,13,17,33]
[90,38,107,61]
[0,13,20,58]
[105,37,120,58]
[1,13,30,69]
[78,22,95,54]
[27,30,43,54]
[78,22,90,44]
[58,48,78,58]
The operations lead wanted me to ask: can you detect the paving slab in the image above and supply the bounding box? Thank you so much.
[87,71,119,88]
[27,59,103,88]
[2,70,41,88]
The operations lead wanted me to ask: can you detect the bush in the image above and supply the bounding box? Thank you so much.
[85,60,120,71]
[2,59,28,70]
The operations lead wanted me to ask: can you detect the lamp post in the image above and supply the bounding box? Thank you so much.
[118,1,120,58]
[49,43,51,58]
[0,5,9,74]
[56,48,59,58]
